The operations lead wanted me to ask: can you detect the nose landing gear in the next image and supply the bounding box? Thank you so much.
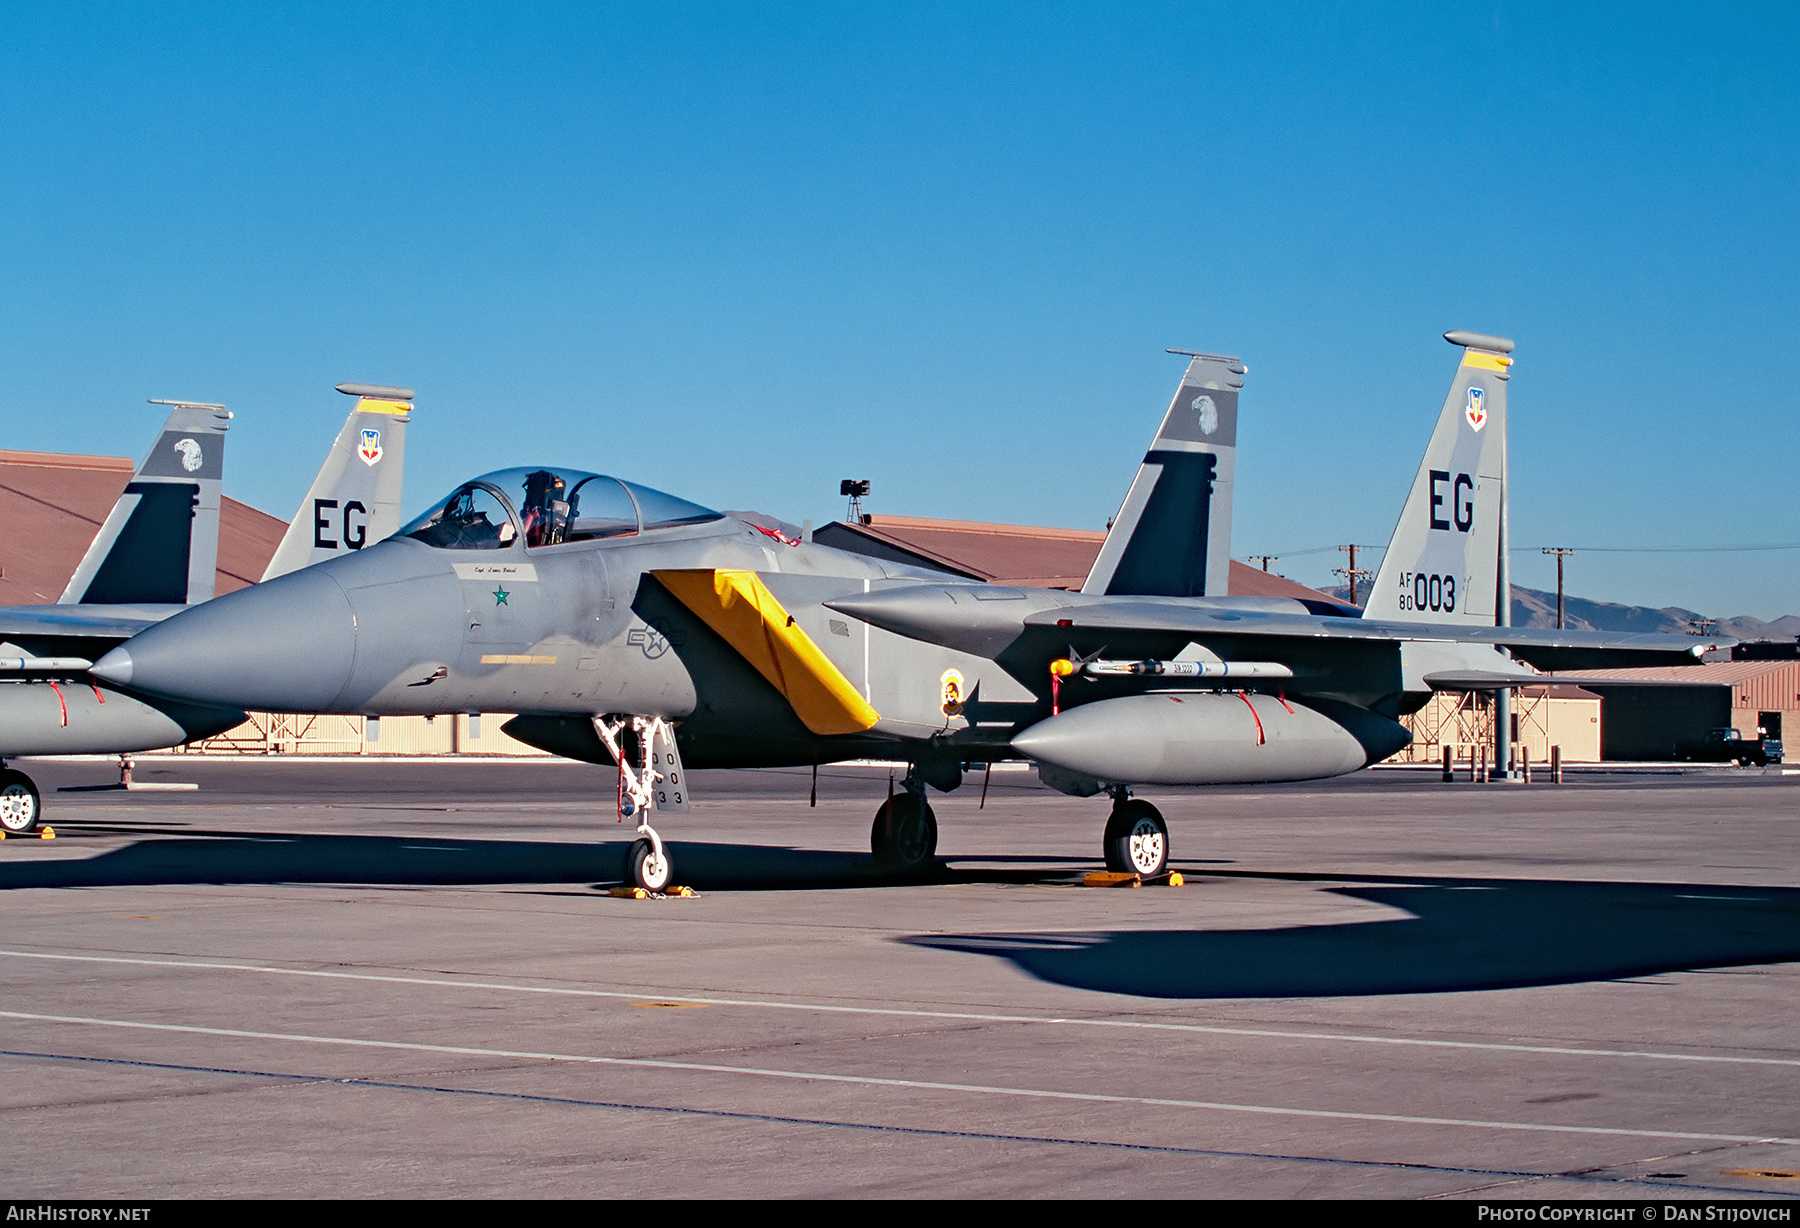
[593,715,690,892]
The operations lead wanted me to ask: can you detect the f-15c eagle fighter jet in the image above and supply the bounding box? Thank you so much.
[92,333,1725,889]
[0,383,415,833]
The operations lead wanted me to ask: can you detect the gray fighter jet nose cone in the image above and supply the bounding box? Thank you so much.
[91,646,133,686]
[100,568,359,712]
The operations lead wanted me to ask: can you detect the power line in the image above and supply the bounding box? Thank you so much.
[1524,541,1800,554]
[1252,544,1385,559]
[1262,541,1800,557]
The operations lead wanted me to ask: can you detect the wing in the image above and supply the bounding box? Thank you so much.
[0,603,181,674]
[0,604,180,641]
[825,583,1729,672]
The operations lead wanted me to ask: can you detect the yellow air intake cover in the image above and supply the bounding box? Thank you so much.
[652,569,880,736]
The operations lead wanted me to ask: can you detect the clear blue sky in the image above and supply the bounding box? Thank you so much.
[3,3,1795,617]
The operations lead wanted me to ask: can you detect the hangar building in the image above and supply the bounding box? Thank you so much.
[1561,658,1797,760]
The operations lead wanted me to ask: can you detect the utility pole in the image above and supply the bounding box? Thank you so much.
[1334,545,1371,607]
[1248,555,1278,573]
[1541,548,1576,629]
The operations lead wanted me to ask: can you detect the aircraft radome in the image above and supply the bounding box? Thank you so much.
[91,334,1726,890]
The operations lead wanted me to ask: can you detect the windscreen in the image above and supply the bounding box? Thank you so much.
[401,484,517,550]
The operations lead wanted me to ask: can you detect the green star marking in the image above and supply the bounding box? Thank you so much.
[493,587,510,605]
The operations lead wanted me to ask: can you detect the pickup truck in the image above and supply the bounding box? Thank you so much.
[1674,727,1785,766]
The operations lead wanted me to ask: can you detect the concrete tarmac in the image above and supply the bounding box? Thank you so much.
[2,755,1798,1199]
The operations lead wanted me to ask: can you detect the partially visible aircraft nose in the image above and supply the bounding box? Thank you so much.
[92,568,357,712]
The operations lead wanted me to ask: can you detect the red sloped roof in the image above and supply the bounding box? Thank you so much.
[823,515,1338,601]
[0,449,284,605]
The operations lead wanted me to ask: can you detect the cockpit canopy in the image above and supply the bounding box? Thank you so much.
[401,467,723,551]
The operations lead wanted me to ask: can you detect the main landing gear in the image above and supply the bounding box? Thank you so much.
[0,766,41,835]
[1102,790,1168,878]
[871,769,939,876]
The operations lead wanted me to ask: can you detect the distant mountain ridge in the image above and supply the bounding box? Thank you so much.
[1508,586,1800,640]
[1320,582,1800,642]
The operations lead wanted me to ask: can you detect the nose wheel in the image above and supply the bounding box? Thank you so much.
[871,791,938,874]
[1103,797,1168,877]
[627,835,674,892]
[0,768,41,835]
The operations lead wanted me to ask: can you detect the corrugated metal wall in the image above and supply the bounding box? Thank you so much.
[185,712,550,756]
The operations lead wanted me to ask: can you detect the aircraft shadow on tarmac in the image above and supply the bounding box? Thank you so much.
[0,830,970,893]
[905,875,1800,998]
[9,832,1800,997]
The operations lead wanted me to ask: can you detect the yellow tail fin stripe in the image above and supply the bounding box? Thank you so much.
[651,568,880,736]
[1460,351,1513,372]
[356,398,413,415]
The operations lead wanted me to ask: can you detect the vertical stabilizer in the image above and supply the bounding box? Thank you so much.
[1364,331,1514,626]
[1082,350,1243,598]
[261,384,414,582]
[58,400,232,605]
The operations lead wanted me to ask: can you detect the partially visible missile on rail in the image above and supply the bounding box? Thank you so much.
[1011,693,1410,786]
[0,657,94,673]
[1053,656,1294,680]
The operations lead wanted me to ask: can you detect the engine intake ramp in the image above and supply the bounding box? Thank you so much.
[652,569,880,737]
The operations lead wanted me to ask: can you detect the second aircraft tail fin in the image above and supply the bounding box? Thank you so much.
[1364,331,1514,626]
[261,383,414,582]
[58,400,232,606]
[1082,349,1243,598]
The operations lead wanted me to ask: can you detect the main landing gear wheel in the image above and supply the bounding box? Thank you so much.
[0,769,40,835]
[871,793,938,874]
[627,838,673,892]
[1103,798,1168,877]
